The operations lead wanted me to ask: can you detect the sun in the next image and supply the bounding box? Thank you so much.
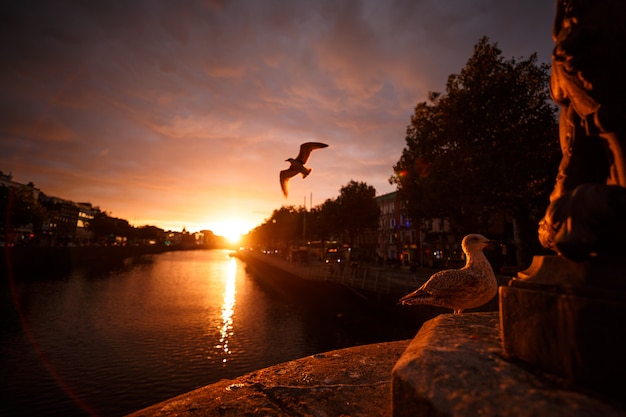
[222,230,242,244]
[211,219,253,244]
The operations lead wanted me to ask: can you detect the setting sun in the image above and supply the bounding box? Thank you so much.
[210,219,254,244]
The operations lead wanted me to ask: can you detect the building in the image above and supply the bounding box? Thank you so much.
[376,191,514,270]
[376,191,401,263]
[0,171,41,200]
[75,202,98,244]
[376,191,422,267]
[375,191,455,268]
[0,171,43,245]
[39,194,80,245]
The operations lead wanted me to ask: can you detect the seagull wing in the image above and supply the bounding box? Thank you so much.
[425,270,483,297]
[279,168,299,197]
[296,142,328,164]
[401,270,464,302]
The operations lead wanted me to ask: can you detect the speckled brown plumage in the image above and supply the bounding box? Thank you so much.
[399,234,497,314]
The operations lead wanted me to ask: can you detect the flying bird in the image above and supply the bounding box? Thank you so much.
[279,142,329,197]
[399,234,497,314]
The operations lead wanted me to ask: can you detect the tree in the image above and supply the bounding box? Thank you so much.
[336,180,380,247]
[316,198,342,242]
[89,212,133,244]
[253,206,305,252]
[246,182,380,255]
[136,225,165,243]
[392,37,560,267]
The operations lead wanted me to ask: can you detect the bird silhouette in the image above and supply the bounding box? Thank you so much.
[280,142,328,197]
[399,234,497,314]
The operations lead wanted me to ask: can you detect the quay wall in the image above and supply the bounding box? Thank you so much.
[1,244,209,278]
[238,249,430,299]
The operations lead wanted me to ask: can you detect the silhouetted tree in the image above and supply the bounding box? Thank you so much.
[392,37,560,267]
[260,206,304,252]
[246,182,379,254]
[89,212,133,244]
[337,180,380,247]
[136,225,165,243]
[317,198,342,241]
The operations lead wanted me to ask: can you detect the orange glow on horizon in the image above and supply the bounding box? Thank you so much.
[135,211,260,242]
[209,218,255,244]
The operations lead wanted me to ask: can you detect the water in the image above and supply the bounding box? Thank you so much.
[1,249,419,417]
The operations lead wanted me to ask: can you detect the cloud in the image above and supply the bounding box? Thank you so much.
[0,0,556,232]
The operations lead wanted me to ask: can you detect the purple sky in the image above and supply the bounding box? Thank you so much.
[0,0,556,238]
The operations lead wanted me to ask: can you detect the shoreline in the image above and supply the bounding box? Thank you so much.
[1,244,230,278]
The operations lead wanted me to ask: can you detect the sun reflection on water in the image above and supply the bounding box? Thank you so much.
[216,257,237,363]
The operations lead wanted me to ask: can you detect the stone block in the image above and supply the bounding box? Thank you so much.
[500,255,626,400]
[391,312,624,417]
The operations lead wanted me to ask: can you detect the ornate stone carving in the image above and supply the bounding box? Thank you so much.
[538,0,626,260]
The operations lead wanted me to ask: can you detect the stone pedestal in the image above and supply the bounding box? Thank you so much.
[391,313,624,417]
[499,255,626,400]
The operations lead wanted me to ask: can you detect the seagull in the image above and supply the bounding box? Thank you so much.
[279,142,328,197]
[399,234,497,314]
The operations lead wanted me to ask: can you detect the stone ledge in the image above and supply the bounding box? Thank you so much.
[126,340,410,417]
[391,312,625,417]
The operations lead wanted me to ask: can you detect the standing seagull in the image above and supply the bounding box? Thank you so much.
[399,234,497,314]
[280,142,328,197]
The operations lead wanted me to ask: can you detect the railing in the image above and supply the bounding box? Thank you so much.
[238,250,431,297]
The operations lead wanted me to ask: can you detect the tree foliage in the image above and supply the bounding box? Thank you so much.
[89,211,134,242]
[392,37,560,265]
[337,180,380,245]
[313,198,342,242]
[247,180,380,251]
[136,225,165,241]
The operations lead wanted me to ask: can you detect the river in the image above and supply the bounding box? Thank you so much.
[1,249,420,416]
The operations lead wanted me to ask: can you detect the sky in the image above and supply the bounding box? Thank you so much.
[0,0,556,239]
